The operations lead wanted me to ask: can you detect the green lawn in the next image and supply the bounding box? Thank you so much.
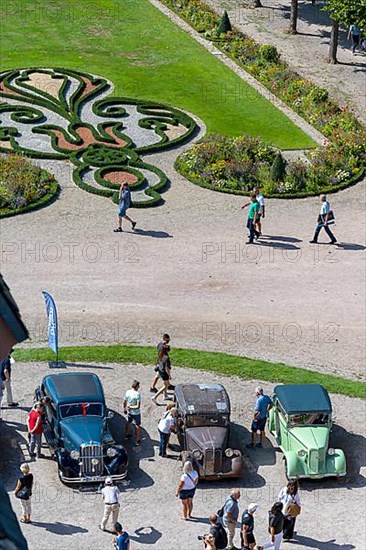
[14,345,365,399]
[0,0,315,149]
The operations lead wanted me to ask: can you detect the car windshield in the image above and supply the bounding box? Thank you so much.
[186,414,229,428]
[60,402,103,418]
[289,413,329,426]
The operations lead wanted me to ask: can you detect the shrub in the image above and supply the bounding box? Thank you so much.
[217,10,232,34]
[259,44,280,63]
[270,152,286,182]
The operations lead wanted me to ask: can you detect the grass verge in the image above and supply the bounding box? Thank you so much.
[13,345,365,399]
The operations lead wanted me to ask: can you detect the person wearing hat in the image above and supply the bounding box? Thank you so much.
[240,503,259,550]
[113,521,130,550]
[99,477,120,532]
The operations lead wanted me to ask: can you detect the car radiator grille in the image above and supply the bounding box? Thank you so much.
[80,444,104,477]
[204,449,222,474]
[309,449,320,472]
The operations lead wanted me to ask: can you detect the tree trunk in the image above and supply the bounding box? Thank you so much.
[289,0,298,34]
[328,19,339,64]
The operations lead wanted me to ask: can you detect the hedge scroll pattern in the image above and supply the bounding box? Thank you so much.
[0,68,197,207]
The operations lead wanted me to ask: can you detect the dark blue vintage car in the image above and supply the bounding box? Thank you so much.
[35,372,128,484]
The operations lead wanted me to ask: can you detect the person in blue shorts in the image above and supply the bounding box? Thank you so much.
[114,182,136,232]
[247,386,273,448]
[113,522,130,550]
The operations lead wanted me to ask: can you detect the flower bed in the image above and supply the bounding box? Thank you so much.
[0,154,58,218]
[162,0,366,196]
[176,134,364,197]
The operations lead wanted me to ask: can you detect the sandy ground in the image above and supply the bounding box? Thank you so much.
[1,362,365,550]
[0,147,365,380]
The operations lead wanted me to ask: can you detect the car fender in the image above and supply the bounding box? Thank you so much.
[230,456,243,476]
[284,451,303,479]
[327,449,346,476]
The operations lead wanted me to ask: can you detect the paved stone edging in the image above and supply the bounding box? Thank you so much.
[150,0,326,146]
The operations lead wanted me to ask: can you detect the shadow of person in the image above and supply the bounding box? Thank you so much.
[258,241,301,250]
[63,362,114,370]
[260,235,302,243]
[291,534,355,549]
[334,243,366,251]
[125,228,173,238]
[30,521,88,535]
[129,526,162,545]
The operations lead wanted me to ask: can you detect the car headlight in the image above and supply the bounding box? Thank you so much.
[91,458,100,465]
[225,448,234,458]
[327,448,335,455]
[192,449,203,460]
[70,450,80,460]
[107,447,117,458]
[297,450,306,458]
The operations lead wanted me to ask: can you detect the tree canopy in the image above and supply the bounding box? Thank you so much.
[324,0,366,31]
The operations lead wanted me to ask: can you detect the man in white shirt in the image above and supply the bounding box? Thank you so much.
[123,380,141,446]
[310,195,337,244]
[254,187,265,236]
[99,477,120,532]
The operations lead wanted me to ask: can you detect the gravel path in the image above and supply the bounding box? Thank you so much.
[1,361,365,550]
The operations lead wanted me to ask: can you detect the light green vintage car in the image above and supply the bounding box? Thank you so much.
[268,384,346,479]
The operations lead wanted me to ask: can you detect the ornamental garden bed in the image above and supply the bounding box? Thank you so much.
[0,154,58,218]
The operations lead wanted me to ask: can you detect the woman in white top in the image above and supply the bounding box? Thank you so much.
[277,480,302,541]
[157,405,176,457]
[176,461,199,520]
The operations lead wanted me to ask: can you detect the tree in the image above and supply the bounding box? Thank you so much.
[324,0,366,63]
[289,0,299,34]
[217,11,232,34]
[270,153,287,182]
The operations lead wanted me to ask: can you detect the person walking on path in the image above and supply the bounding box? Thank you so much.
[157,404,176,457]
[123,380,141,446]
[247,386,273,449]
[113,522,130,550]
[151,341,172,404]
[150,334,173,393]
[1,351,19,407]
[241,194,260,244]
[113,182,136,232]
[348,24,361,54]
[27,402,45,458]
[222,488,241,550]
[176,461,199,520]
[14,463,34,524]
[99,477,120,532]
[278,480,302,541]
[309,195,337,244]
[240,503,259,550]
[253,186,265,235]
[258,502,285,550]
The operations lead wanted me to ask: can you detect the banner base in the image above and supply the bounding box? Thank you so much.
[48,360,66,369]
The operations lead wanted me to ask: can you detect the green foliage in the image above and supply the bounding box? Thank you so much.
[217,10,232,34]
[0,154,58,216]
[270,152,287,182]
[259,44,280,63]
[324,0,366,31]
[13,345,366,399]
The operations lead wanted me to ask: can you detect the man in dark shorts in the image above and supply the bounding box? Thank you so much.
[113,182,136,233]
[150,334,174,393]
[241,503,259,550]
[151,342,172,404]
[247,386,273,448]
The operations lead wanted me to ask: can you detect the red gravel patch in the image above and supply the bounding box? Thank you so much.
[103,170,138,184]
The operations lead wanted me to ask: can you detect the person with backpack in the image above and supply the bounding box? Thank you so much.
[208,513,228,549]
[222,488,241,550]
[113,182,136,232]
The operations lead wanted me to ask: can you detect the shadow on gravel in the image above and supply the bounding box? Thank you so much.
[127,228,173,239]
[334,243,366,251]
[0,420,28,491]
[64,362,114,370]
[258,241,301,250]
[290,534,355,549]
[109,411,154,489]
[130,526,162,545]
[260,235,302,243]
[30,521,88,535]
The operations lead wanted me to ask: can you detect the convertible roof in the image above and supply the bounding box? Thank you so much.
[274,384,332,414]
[175,383,230,415]
[43,372,104,405]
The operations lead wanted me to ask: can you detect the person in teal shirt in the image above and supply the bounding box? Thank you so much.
[242,194,260,243]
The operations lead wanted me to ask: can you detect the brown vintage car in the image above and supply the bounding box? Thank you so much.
[175,383,243,479]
